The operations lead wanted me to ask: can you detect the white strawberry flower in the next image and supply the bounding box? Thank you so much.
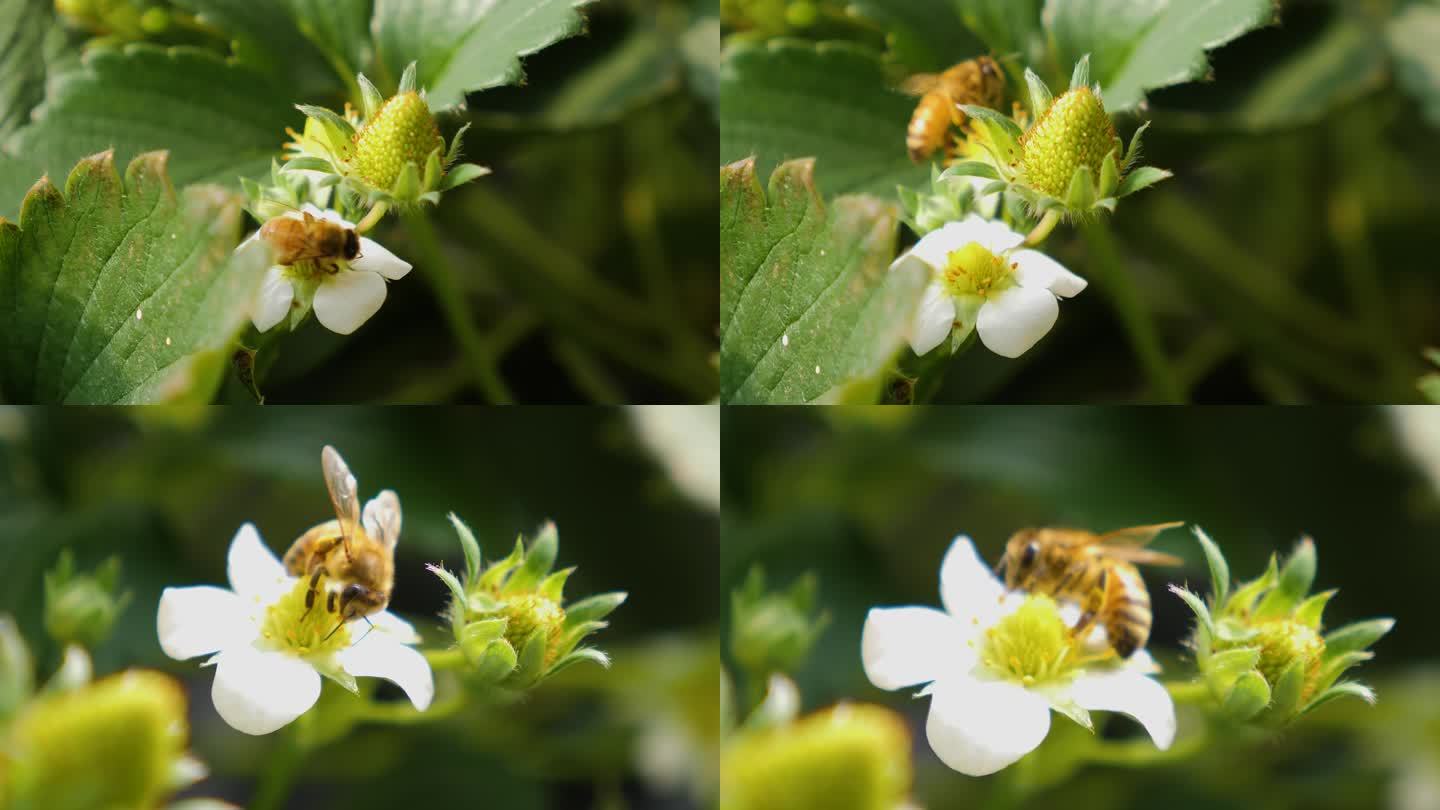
[246,205,412,335]
[861,535,1175,776]
[157,523,433,736]
[891,216,1087,358]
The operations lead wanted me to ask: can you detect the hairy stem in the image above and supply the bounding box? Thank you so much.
[251,725,305,810]
[1024,209,1061,246]
[354,202,389,235]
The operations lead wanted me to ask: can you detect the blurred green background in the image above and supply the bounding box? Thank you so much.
[721,406,1440,809]
[0,405,720,809]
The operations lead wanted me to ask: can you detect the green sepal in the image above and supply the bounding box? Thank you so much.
[538,567,575,602]
[445,123,471,167]
[1312,650,1372,697]
[1268,658,1308,721]
[391,161,421,202]
[459,618,508,665]
[1065,164,1096,210]
[1323,618,1394,658]
[0,616,34,721]
[296,105,357,140]
[1221,670,1271,722]
[469,638,518,684]
[507,521,559,593]
[439,163,491,192]
[1170,584,1214,636]
[1302,681,1374,714]
[282,156,334,173]
[479,538,525,591]
[357,72,384,119]
[1116,166,1172,198]
[1226,554,1279,618]
[1069,54,1091,92]
[563,591,628,627]
[1024,67,1053,116]
[979,180,1009,197]
[1125,120,1152,165]
[960,105,1023,164]
[1255,538,1316,619]
[1203,646,1260,694]
[448,513,483,585]
[1192,526,1230,608]
[942,161,1001,180]
[543,647,611,680]
[1294,589,1337,629]
[1098,149,1120,198]
[511,627,551,687]
[398,61,418,95]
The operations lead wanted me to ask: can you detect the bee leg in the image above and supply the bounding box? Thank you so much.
[302,566,326,619]
[327,590,337,613]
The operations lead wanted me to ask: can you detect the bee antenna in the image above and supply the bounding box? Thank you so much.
[324,618,348,642]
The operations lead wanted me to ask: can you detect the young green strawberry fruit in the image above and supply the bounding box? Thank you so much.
[1020,84,1120,200]
[353,91,444,190]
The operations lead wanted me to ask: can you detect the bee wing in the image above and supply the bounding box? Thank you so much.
[899,73,942,96]
[1095,547,1185,567]
[1095,522,1185,548]
[321,445,362,556]
[362,490,402,550]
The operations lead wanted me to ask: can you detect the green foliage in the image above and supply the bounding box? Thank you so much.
[0,151,269,404]
[719,41,925,198]
[1046,0,1278,112]
[730,568,829,681]
[1387,2,1440,128]
[849,0,984,71]
[281,0,374,79]
[720,158,927,404]
[372,0,591,108]
[0,0,74,142]
[43,550,130,650]
[0,45,295,221]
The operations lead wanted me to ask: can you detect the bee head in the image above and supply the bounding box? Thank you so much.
[999,530,1042,590]
[343,229,361,261]
[338,582,384,620]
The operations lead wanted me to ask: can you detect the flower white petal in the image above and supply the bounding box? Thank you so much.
[926,674,1051,776]
[337,634,434,711]
[252,266,294,333]
[363,609,421,645]
[210,643,322,735]
[1010,249,1088,298]
[959,216,1026,254]
[157,586,252,660]
[862,606,970,690]
[1070,668,1176,750]
[909,279,956,356]
[1125,648,1162,675]
[227,524,291,604]
[352,237,412,280]
[313,270,387,335]
[900,221,968,271]
[976,285,1059,358]
[939,535,1008,623]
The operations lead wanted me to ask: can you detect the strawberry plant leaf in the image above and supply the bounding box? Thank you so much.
[372,0,591,109]
[0,151,268,404]
[0,44,296,221]
[1387,2,1440,128]
[0,0,78,142]
[720,158,927,404]
[719,40,925,198]
[1046,0,1278,113]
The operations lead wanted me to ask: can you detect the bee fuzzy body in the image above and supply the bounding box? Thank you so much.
[1001,524,1182,659]
[902,56,1006,164]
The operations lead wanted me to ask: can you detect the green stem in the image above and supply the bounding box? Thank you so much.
[354,202,389,235]
[1024,209,1061,246]
[403,211,514,404]
[360,693,466,725]
[1164,679,1212,705]
[552,336,626,402]
[1329,192,1417,398]
[1081,219,1185,403]
[251,725,306,810]
[423,647,466,671]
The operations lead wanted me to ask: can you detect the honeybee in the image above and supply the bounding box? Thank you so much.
[259,210,360,268]
[282,446,400,630]
[998,522,1184,659]
[901,56,1007,163]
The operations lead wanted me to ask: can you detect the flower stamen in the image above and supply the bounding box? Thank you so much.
[942,241,1015,300]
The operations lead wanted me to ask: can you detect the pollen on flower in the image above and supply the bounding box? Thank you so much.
[260,577,351,658]
[981,595,1080,686]
[943,241,1014,300]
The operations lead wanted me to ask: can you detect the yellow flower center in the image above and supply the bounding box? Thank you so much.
[260,578,351,657]
[942,241,1015,300]
[981,595,1080,686]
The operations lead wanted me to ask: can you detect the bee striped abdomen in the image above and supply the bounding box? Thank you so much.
[1104,565,1152,658]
